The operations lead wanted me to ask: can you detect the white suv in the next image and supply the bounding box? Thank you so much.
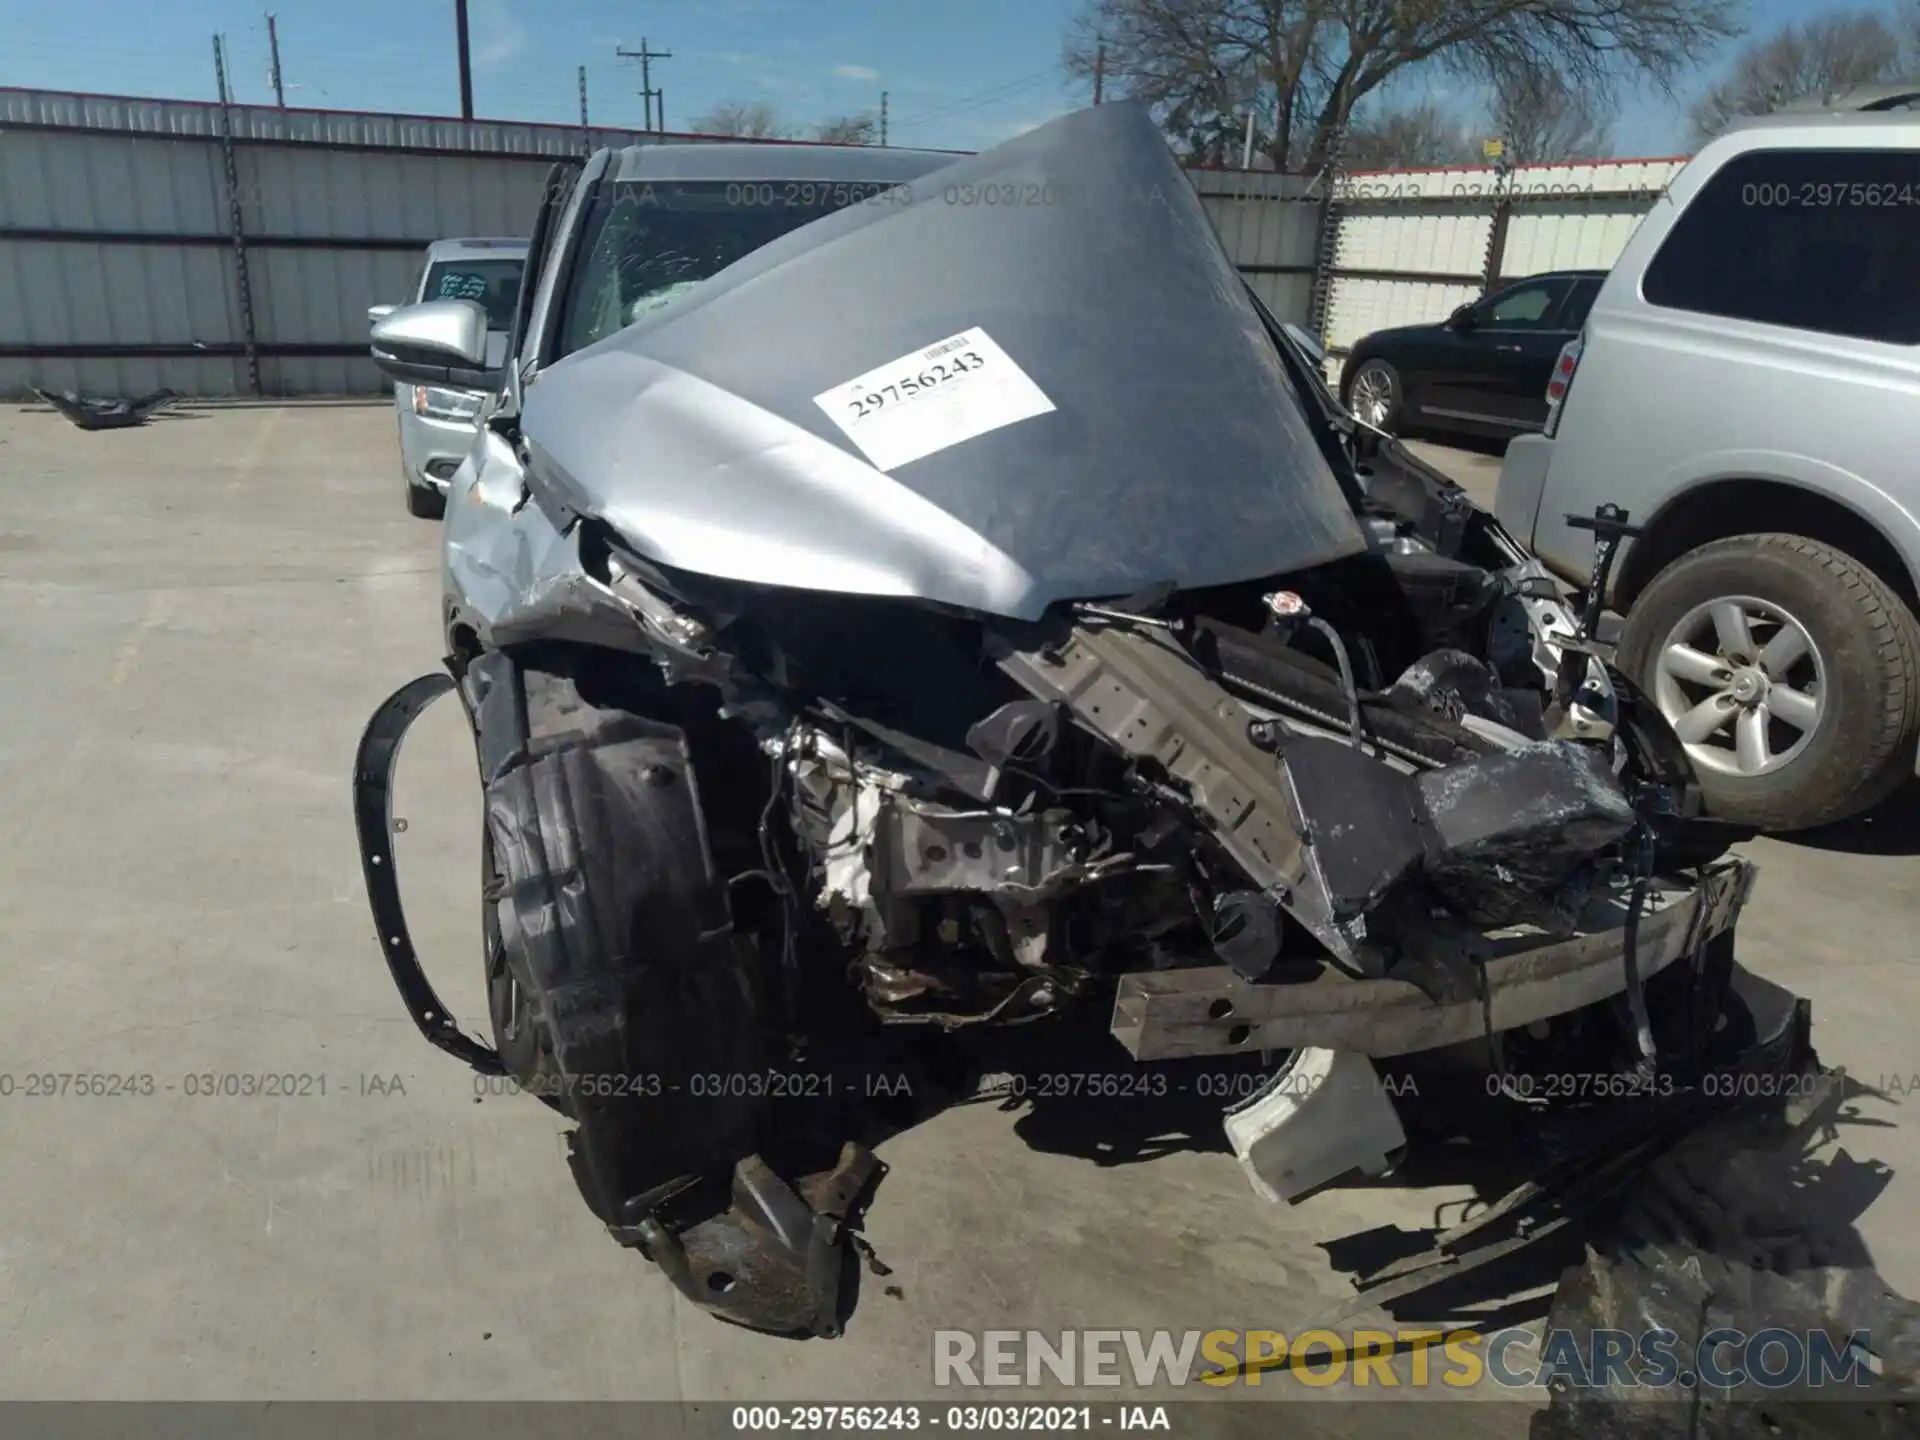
[1494,90,1920,830]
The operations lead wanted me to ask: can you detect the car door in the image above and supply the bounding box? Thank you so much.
[1423,276,1573,430]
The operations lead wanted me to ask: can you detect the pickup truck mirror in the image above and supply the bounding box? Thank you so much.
[370,299,499,389]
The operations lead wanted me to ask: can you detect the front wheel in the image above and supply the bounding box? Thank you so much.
[1618,533,1920,831]
[1344,359,1401,430]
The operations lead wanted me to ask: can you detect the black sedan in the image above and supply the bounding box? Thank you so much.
[1338,269,1604,439]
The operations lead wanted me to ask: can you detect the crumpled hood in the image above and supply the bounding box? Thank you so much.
[523,101,1365,621]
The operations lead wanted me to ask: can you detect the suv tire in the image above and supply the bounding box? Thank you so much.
[1619,533,1920,831]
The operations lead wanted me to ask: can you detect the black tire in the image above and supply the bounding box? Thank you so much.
[1343,358,1402,430]
[482,824,568,1112]
[405,478,446,520]
[1618,533,1920,831]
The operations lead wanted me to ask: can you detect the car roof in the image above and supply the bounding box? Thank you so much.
[1766,83,1920,115]
[423,237,529,261]
[607,141,959,185]
[1723,110,1920,139]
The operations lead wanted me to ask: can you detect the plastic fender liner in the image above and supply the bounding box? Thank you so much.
[475,652,769,1230]
[355,654,872,1337]
[352,671,505,1074]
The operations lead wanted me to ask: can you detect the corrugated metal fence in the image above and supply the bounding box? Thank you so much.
[0,85,1684,398]
[0,87,915,397]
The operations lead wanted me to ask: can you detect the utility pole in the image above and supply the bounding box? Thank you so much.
[455,0,474,120]
[879,90,888,146]
[266,14,286,107]
[1093,41,1105,104]
[616,39,673,132]
[578,64,589,152]
[211,32,261,394]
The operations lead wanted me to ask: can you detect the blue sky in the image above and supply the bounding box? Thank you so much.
[0,0,1906,157]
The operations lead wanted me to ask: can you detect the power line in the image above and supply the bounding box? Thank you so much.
[889,66,1062,131]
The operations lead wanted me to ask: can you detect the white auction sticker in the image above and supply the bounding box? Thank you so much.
[813,327,1056,472]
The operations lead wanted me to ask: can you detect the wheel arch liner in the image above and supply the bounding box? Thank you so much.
[352,671,506,1074]
[353,656,769,1226]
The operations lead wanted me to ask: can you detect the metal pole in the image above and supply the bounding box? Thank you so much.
[578,63,589,150]
[641,40,653,131]
[1482,153,1515,296]
[212,35,261,395]
[1241,110,1255,169]
[1093,42,1105,104]
[455,0,474,119]
[1305,124,1348,344]
[880,91,888,146]
[657,90,665,133]
[616,41,672,133]
[266,14,286,108]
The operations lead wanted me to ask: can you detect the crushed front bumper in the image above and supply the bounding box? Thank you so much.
[1112,856,1754,1060]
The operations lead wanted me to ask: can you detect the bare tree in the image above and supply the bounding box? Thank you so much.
[1488,72,1615,164]
[1343,99,1478,169]
[1064,0,1736,170]
[1688,10,1906,143]
[814,113,879,144]
[690,100,795,139]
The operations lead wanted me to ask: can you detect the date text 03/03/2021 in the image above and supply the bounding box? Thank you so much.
[729,1405,1171,1432]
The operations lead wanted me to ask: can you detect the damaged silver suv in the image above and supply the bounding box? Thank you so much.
[355,106,1793,1339]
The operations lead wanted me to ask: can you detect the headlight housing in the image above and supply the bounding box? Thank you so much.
[412,385,485,423]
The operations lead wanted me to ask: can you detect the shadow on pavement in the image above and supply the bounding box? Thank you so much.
[1779,779,1920,857]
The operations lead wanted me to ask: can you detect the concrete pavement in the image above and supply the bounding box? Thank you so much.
[0,404,1912,1415]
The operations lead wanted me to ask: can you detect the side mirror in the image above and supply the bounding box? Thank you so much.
[1448,304,1479,331]
[1279,322,1328,368]
[366,303,397,327]
[371,299,499,389]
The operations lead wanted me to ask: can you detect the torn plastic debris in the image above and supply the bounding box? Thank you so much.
[1223,1047,1408,1202]
[31,386,180,430]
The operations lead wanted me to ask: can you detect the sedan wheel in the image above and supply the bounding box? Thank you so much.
[1347,360,1400,429]
[1652,596,1824,779]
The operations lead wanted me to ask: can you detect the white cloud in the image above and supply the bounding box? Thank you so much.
[471,0,528,71]
[834,64,879,82]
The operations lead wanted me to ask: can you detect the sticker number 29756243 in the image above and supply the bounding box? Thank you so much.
[812,327,1055,472]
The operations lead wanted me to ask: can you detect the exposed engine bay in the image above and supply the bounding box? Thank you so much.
[354,104,1810,1341]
